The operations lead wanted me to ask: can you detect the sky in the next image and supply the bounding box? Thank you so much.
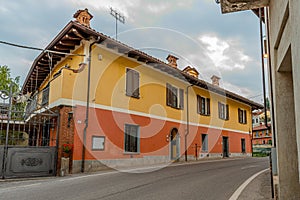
[0,0,265,103]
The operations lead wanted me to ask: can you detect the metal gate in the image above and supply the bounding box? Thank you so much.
[0,85,59,179]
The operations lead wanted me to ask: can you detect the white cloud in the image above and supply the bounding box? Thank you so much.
[70,0,195,22]
[223,81,255,99]
[198,35,251,71]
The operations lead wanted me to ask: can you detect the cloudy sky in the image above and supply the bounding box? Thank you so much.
[0,0,264,103]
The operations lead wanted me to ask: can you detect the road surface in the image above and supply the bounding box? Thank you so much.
[0,157,269,200]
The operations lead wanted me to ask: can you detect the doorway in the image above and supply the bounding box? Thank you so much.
[170,128,179,160]
[222,136,229,158]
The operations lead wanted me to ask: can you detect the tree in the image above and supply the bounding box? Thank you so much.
[0,65,21,93]
[0,65,25,119]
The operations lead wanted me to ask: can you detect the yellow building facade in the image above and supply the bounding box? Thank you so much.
[22,9,262,173]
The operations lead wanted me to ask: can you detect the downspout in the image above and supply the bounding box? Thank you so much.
[185,84,193,162]
[265,7,276,147]
[81,37,100,173]
[259,8,269,129]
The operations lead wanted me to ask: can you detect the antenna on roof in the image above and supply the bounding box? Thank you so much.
[110,7,125,40]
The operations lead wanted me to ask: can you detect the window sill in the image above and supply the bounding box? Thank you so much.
[167,105,183,110]
[199,113,210,117]
[123,152,140,155]
[126,93,140,99]
[219,118,229,121]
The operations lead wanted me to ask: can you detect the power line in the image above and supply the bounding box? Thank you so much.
[248,93,262,99]
[0,40,85,56]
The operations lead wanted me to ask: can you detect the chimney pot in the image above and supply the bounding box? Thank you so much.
[211,75,221,86]
[166,54,178,68]
[182,66,199,78]
[73,8,93,28]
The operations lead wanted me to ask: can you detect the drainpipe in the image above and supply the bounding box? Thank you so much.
[81,37,100,173]
[185,84,193,162]
[265,7,276,147]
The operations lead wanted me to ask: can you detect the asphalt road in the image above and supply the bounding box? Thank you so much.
[0,157,269,200]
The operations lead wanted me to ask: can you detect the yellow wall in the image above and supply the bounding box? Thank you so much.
[45,42,252,132]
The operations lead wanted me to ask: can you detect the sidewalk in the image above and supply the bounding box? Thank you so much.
[238,169,273,200]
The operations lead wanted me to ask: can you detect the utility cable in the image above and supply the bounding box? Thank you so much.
[0,40,85,57]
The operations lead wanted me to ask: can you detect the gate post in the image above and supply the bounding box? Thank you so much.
[54,113,60,176]
[1,84,13,179]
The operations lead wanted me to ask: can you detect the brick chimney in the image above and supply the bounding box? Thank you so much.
[211,75,221,86]
[166,54,178,68]
[73,8,93,28]
[182,66,199,78]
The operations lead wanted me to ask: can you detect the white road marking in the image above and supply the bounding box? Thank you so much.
[229,168,269,200]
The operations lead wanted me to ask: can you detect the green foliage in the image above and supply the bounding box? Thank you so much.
[0,65,25,119]
[0,65,20,93]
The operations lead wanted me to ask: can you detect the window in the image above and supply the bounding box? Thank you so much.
[124,124,139,153]
[92,136,105,150]
[197,95,210,116]
[126,68,140,98]
[256,118,259,123]
[166,83,184,109]
[238,108,247,124]
[218,102,229,120]
[201,134,208,152]
[241,138,246,153]
[255,131,259,137]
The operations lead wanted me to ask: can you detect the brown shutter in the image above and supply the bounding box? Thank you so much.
[244,110,247,124]
[226,104,229,120]
[179,88,184,109]
[197,95,200,114]
[166,83,171,106]
[207,98,210,115]
[238,108,241,123]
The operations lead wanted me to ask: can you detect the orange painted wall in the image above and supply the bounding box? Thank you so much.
[72,106,252,161]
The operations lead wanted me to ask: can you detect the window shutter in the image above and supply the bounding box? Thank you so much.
[226,104,229,120]
[166,83,171,106]
[126,69,132,96]
[197,95,200,114]
[244,110,247,124]
[218,102,221,118]
[133,70,139,98]
[207,98,210,115]
[179,88,184,109]
[124,125,130,152]
[238,108,241,123]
